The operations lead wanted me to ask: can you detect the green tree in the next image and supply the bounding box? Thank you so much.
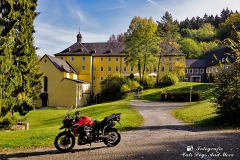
[0,0,42,122]
[156,12,180,83]
[124,16,161,83]
[179,38,202,58]
[212,31,240,122]
[217,13,240,42]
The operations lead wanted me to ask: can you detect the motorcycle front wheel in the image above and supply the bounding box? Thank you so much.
[103,129,121,147]
[54,131,75,152]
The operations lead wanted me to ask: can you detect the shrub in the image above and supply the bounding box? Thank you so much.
[143,76,156,88]
[0,113,17,129]
[100,73,140,101]
[161,73,179,86]
[161,92,202,102]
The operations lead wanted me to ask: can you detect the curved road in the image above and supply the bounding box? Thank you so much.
[1,101,240,160]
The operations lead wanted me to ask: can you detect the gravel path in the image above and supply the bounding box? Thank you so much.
[1,101,240,160]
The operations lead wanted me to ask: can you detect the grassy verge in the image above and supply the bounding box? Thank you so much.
[0,99,143,152]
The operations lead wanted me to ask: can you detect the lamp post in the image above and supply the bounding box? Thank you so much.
[190,86,193,105]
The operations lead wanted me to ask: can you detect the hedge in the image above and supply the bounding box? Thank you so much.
[161,92,202,102]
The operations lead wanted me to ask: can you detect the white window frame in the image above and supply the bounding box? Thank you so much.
[185,69,188,73]
[82,56,85,61]
[100,77,103,81]
[100,57,104,62]
[189,69,193,74]
[130,66,134,72]
[123,66,126,72]
[60,57,63,60]
[169,57,172,61]
[93,77,96,81]
[124,57,127,62]
[108,57,111,62]
[195,69,198,74]
[82,66,85,70]
[200,69,204,74]
[116,57,119,62]
[100,66,104,72]
[71,56,74,61]
[108,66,111,72]
[116,66,119,72]
[161,66,165,72]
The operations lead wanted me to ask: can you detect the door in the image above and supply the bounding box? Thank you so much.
[42,97,48,106]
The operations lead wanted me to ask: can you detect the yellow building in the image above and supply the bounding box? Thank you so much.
[37,32,185,107]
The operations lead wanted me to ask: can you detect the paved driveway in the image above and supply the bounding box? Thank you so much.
[1,101,240,160]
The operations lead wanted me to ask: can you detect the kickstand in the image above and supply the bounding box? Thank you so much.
[88,143,92,152]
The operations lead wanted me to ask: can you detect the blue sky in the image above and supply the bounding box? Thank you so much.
[34,0,240,56]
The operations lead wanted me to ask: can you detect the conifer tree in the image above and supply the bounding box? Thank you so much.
[0,0,42,122]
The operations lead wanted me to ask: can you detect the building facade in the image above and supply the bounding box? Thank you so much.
[37,32,186,107]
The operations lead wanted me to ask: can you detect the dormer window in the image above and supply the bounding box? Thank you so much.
[71,57,74,61]
[60,57,63,60]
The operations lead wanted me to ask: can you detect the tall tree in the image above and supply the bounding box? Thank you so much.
[124,16,161,83]
[0,0,42,121]
[156,11,180,82]
[217,13,240,42]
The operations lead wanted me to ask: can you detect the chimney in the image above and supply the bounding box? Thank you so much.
[77,32,82,43]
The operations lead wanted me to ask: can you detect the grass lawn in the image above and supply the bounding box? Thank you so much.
[0,98,143,152]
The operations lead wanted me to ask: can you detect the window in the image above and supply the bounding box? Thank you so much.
[60,57,63,60]
[185,69,188,73]
[169,57,172,61]
[200,69,204,74]
[100,77,103,81]
[101,57,104,62]
[116,57,119,62]
[195,69,198,74]
[116,66,119,72]
[71,57,74,61]
[100,66,104,72]
[82,57,85,61]
[44,76,48,92]
[93,77,96,81]
[108,66,111,72]
[176,58,180,61]
[82,66,85,70]
[153,67,157,72]
[130,66,134,72]
[169,66,172,72]
[161,66,165,72]
[124,57,127,62]
[108,58,111,61]
[123,66,126,72]
[189,69,193,74]
[92,66,96,72]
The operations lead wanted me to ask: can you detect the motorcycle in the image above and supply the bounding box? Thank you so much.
[54,107,122,152]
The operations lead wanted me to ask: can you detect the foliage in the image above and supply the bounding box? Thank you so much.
[217,13,240,42]
[179,38,202,58]
[0,0,42,125]
[161,73,179,86]
[212,56,240,122]
[100,73,140,101]
[171,61,186,77]
[142,76,156,88]
[124,16,161,83]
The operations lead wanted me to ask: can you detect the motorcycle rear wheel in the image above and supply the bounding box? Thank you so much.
[54,131,75,152]
[103,129,121,147]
